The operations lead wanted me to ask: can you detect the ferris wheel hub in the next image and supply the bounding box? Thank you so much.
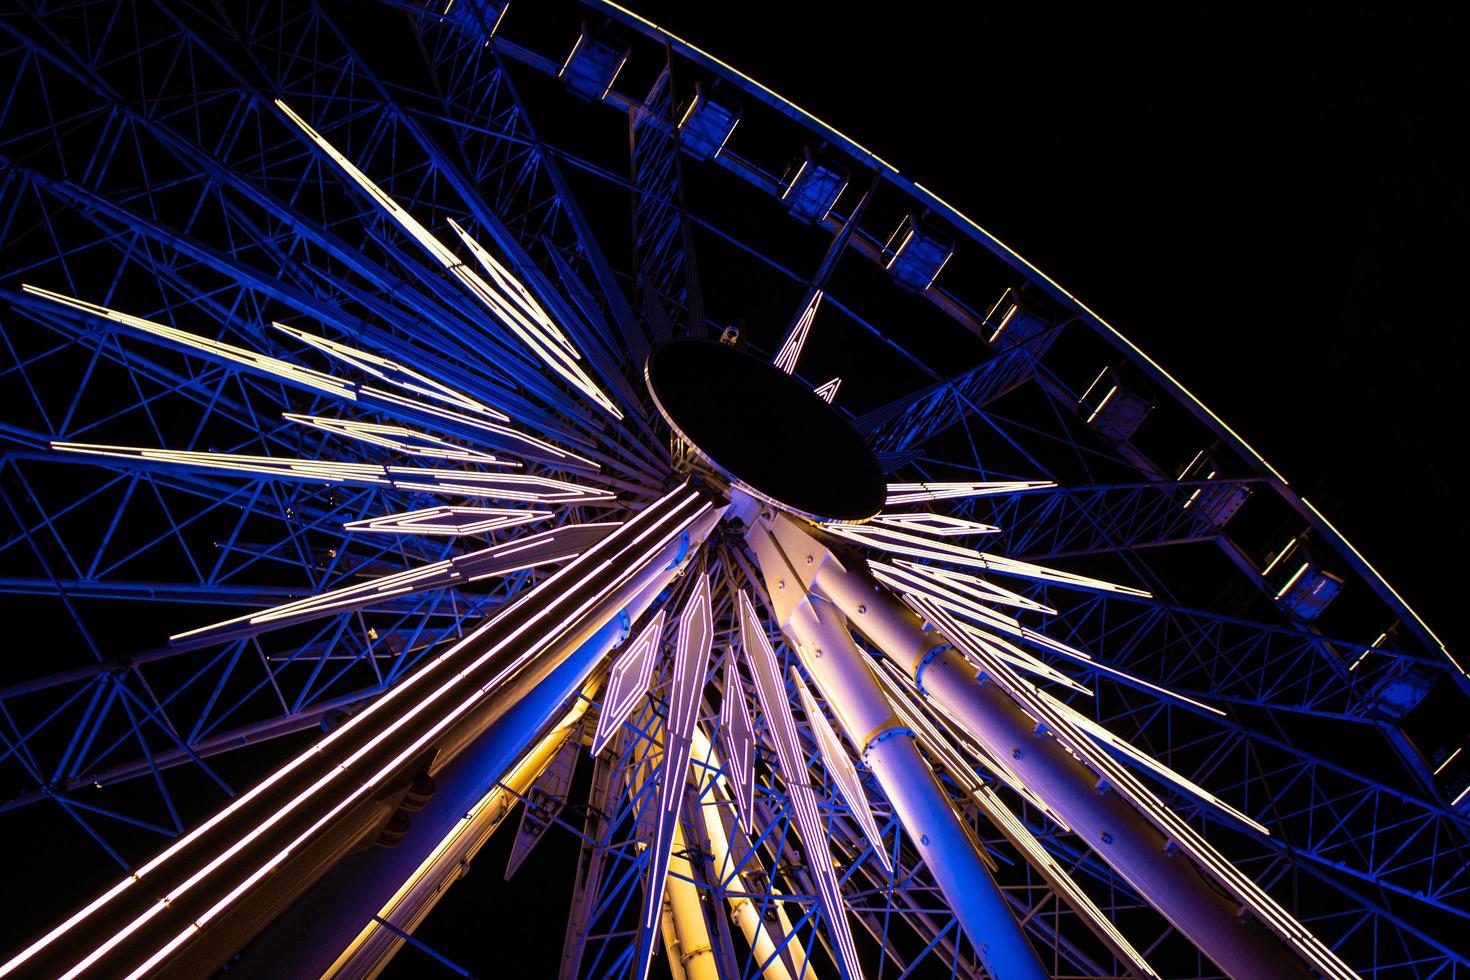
[645,339,885,523]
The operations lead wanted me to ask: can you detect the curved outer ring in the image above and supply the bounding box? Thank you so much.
[588,0,1458,675]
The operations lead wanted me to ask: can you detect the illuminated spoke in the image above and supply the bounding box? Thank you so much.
[342,506,553,537]
[172,523,621,644]
[885,480,1055,504]
[589,610,667,757]
[717,656,757,832]
[633,574,713,980]
[274,100,621,420]
[792,668,892,874]
[773,289,823,375]
[737,589,865,980]
[49,443,614,503]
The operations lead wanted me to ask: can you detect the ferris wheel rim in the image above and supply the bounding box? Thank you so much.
[582,0,1457,672]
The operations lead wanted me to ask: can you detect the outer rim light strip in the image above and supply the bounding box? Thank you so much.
[1298,497,1459,671]
[19,489,702,977]
[596,0,1454,683]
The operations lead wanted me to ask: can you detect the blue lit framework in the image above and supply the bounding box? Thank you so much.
[0,1,1464,977]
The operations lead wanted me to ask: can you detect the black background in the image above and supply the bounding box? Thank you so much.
[622,0,1467,655]
[389,4,1468,975]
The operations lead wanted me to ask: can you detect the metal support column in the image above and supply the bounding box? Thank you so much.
[781,515,1310,979]
[748,520,1047,980]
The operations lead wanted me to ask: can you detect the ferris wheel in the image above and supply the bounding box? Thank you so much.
[0,1,1466,978]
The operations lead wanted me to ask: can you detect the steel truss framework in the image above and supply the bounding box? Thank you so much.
[0,1,1465,977]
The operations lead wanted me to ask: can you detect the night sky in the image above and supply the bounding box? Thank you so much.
[3,2,1462,976]
[391,4,1468,975]
[622,1,1467,656]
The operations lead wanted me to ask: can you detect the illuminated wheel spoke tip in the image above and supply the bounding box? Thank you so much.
[273,99,622,421]
[170,522,621,643]
[885,479,1055,504]
[342,506,554,536]
[646,338,886,522]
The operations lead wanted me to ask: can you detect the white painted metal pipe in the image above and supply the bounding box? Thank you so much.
[787,517,1308,979]
[748,522,1046,980]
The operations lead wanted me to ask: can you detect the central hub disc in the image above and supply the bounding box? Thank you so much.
[645,339,886,523]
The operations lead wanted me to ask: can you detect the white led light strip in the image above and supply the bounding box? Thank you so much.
[343,506,553,537]
[445,218,578,358]
[267,321,507,420]
[891,559,1056,614]
[773,289,823,375]
[737,589,865,980]
[49,443,612,503]
[283,414,512,464]
[274,100,621,420]
[867,511,1000,536]
[884,479,1054,505]
[19,286,600,467]
[129,500,707,978]
[873,658,1065,827]
[717,657,757,831]
[20,285,358,401]
[1035,689,1269,835]
[829,521,1151,598]
[171,523,620,642]
[873,660,1155,978]
[791,668,892,874]
[2,488,710,979]
[634,575,714,980]
[909,595,1357,980]
[875,561,1225,716]
[589,610,667,757]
